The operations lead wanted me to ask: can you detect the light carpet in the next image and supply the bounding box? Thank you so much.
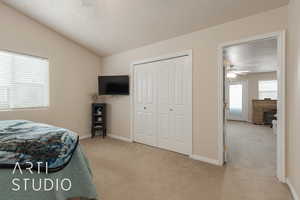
[80,126,291,200]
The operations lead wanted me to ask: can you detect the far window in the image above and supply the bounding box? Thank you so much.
[0,51,49,110]
[258,80,278,100]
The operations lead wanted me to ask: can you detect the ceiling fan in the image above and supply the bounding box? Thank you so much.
[224,62,243,72]
[80,0,97,7]
[224,60,250,78]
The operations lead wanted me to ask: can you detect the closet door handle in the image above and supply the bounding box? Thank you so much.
[169,108,173,111]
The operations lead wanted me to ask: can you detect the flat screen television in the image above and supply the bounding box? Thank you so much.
[98,75,129,95]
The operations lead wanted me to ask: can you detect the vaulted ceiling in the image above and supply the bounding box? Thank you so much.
[2,0,289,56]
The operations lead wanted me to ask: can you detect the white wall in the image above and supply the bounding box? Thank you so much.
[0,3,101,137]
[101,7,288,160]
[287,0,300,197]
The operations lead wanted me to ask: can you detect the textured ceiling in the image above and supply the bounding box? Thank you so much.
[2,0,289,56]
[224,38,278,73]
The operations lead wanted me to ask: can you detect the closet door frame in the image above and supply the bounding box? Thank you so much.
[130,50,193,155]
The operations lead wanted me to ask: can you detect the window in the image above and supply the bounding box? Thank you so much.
[258,80,278,100]
[0,51,49,110]
[229,84,243,112]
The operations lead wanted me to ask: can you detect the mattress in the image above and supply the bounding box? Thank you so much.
[0,143,98,200]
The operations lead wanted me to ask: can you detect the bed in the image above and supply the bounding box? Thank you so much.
[0,120,98,200]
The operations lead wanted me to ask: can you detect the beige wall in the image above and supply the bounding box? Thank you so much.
[287,0,300,197]
[101,7,288,160]
[233,72,277,122]
[0,3,101,137]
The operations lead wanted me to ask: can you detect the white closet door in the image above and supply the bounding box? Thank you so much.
[157,59,172,151]
[157,57,192,155]
[133,63,157,147]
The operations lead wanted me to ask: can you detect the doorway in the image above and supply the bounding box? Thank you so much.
[218,31,286,182]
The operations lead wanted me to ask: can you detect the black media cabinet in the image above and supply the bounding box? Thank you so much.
[91,103,107,138]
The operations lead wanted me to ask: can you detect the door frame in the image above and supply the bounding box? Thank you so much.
[130,50,193,155]
[217,31,286,182]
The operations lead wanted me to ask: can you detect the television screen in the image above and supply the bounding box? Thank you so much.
[98,76,129,95]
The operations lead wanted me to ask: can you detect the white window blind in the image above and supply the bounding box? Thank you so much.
[0,51,49,110]
[258,80,278,100]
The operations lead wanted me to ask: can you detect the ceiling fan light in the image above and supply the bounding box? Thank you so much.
[227,72,237,78]
[81,0,96,7]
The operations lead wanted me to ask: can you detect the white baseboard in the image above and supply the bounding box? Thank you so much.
[89,133,222,167]
[79,133,132,142]
[79,135,91,140]
[81,134,221,167]
[108,133,133,142]
[287,178,299,200]
[189,154,221,166]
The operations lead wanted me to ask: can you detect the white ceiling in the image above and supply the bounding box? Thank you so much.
[224,38,278,73]
[2,0,288,56]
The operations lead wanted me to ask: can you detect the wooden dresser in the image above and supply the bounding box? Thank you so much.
[252,99,277,125]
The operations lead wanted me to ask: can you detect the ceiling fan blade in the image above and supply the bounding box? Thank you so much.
[80,0,96,7]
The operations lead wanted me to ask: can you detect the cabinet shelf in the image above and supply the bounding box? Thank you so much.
[94,126,104,129]
[92,103,106,138]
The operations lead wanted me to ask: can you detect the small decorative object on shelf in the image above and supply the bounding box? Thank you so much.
[91,103,106,138]
[96,108,102,115]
